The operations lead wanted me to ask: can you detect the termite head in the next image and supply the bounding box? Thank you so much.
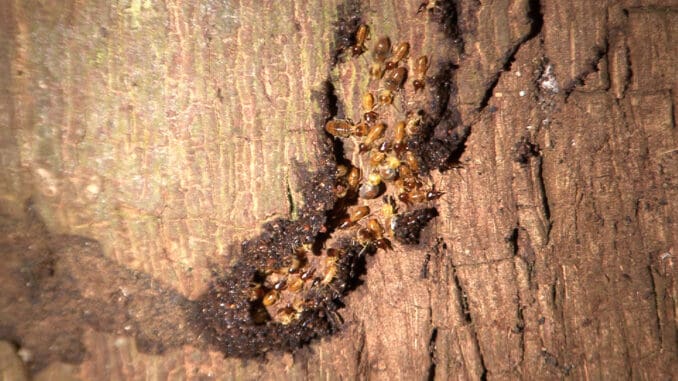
[363,111,379,125]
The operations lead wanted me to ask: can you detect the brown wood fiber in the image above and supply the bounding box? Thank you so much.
[0,1,676,380]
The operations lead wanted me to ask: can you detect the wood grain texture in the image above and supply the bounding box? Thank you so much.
[2,0,340,299]
[0,0,676,380]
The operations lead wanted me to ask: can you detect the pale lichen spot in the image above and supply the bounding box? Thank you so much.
[35,167,59,197]
[86,183,100,195]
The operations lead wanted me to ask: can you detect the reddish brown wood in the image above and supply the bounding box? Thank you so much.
[0,1,676,379]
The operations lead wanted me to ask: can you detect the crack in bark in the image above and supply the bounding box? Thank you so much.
[514,140,553,247]
[506,227,519,256]
[451,264,472,324]
[453,257,516,268]
[420,250,432,279]
[535,154,552,243]
[512,258,527,369]
[421,0,463,48]
[478,0,544,110]
[285,176,296,218]
[563,45,608,97]
[450,261,487,378]
[474,330,488,380]
[508,226,532,371]
[426,327,438,381]
[421,237,445,279]
[647,264,664,350]
[354,322,368,377]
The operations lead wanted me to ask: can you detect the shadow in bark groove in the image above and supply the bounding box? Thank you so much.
[0,201,196,372]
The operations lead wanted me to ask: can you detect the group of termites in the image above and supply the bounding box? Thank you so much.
[331,24,443,233]
[247,24,442,326]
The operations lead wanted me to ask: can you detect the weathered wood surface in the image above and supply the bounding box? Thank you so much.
[0,0,676,380]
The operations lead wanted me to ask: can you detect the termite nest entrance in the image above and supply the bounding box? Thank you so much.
[195,21,467,358]
[418,1,463,47]
[325,22,466,248]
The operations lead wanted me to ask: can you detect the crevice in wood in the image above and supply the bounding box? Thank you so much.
[420,61,469,172]
[506,227,519,251]
[536,155,552,242]
[513,136,540,165]
[449,261,487,375]
[285,177,296,219]
[527,0,545,38]
[420,0,463,51]
[540,349,573,376]
[512,258,527,368]
[647,264,664,349]
[190,6,471,356]
[420,238,444,279]
[622,9,635,98]
[354,322,367,375]
[514,138,553,247]
[420,249,432,279]
[426,326,438,381]
[191,75,370,357]
[478,0,544,110]
[476,334,488,381]
[451,264,472,324]
[562,45,608,97]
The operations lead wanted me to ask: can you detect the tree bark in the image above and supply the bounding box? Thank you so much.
[1,0,676,380]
